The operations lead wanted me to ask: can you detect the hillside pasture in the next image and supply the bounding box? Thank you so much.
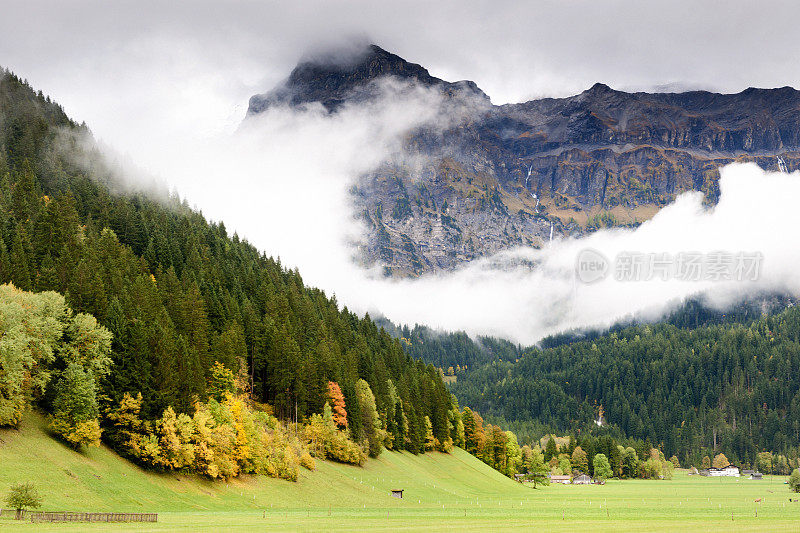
[1,414,798,531]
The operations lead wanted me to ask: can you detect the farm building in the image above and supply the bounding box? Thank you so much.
[708,466,740,477]
[549,475,571,484]
[573,474,592,485]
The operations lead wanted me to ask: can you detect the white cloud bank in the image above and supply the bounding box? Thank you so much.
[117,80,800,345]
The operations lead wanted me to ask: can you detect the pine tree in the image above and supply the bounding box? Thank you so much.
[544,436,558,462]
[8,227,31,290]
[394,402,406,450]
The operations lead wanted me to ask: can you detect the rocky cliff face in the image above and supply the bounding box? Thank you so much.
[248,45,800,276]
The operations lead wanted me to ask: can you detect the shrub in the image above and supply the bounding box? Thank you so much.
[299,450,316,471]
[305,413,366,466]
[4,482,42,520]
[789,469,800,493]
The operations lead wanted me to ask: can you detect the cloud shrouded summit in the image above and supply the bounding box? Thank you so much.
[248,44,489,115]
[242,43,800,280]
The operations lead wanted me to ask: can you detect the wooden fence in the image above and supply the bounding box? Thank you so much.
[30,512,157,523]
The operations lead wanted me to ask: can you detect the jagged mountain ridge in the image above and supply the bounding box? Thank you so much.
[248,44,488,113]
[248,45,800,276]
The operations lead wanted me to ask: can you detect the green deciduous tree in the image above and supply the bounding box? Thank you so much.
[424,416,436,452]
[207,361,236,402]
[525,446,549,488]
[593,453,613,480]
[789,469,800,493]
[757,451,774,474]
[558,454,572,477]
[354,379,383,457]
[0,285,65,426]
[0,284,110,441]
[4,482,42,519]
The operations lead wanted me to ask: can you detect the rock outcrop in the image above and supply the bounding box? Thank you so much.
[247,45,800,276]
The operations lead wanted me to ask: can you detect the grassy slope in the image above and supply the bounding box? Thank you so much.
[2,413,799,531]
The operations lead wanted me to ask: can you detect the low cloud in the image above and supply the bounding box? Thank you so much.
[92,77,800,345]
[8,5,800,344]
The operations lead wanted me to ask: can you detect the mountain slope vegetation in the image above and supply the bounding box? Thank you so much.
[0,69,455,470]
[450,306,800,467]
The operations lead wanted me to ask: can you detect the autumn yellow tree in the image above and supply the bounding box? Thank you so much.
[571,446,589,473]
[713,453,730,468]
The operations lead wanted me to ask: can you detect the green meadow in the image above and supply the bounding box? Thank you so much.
[1,414,798,531]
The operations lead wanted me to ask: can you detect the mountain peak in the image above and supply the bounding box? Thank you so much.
[248,43,488,114]
[583,82,617,95]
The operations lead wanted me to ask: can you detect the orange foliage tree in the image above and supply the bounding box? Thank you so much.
[327,381,348,430]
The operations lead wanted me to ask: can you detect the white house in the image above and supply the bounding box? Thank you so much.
[708,465,740,477]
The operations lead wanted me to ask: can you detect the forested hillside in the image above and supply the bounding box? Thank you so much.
[0,70,456,472]
[375,319,522,371]
[451,307,800,467]
[383,296,800,469]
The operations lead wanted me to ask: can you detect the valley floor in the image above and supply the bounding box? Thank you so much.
[1,414,798,531]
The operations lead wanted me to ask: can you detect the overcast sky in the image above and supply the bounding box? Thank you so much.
[3,0,800,150]
[3,1,800,342]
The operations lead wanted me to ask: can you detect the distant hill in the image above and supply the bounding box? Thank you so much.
[450,302,800,467]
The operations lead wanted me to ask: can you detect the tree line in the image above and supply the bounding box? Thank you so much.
[457,406,676,483]
[385,296,800,471]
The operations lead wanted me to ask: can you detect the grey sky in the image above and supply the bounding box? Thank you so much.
[3,1,799,107]
[2,0,798,166]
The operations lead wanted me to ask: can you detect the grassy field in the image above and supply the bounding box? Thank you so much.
[1,413,799,531]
